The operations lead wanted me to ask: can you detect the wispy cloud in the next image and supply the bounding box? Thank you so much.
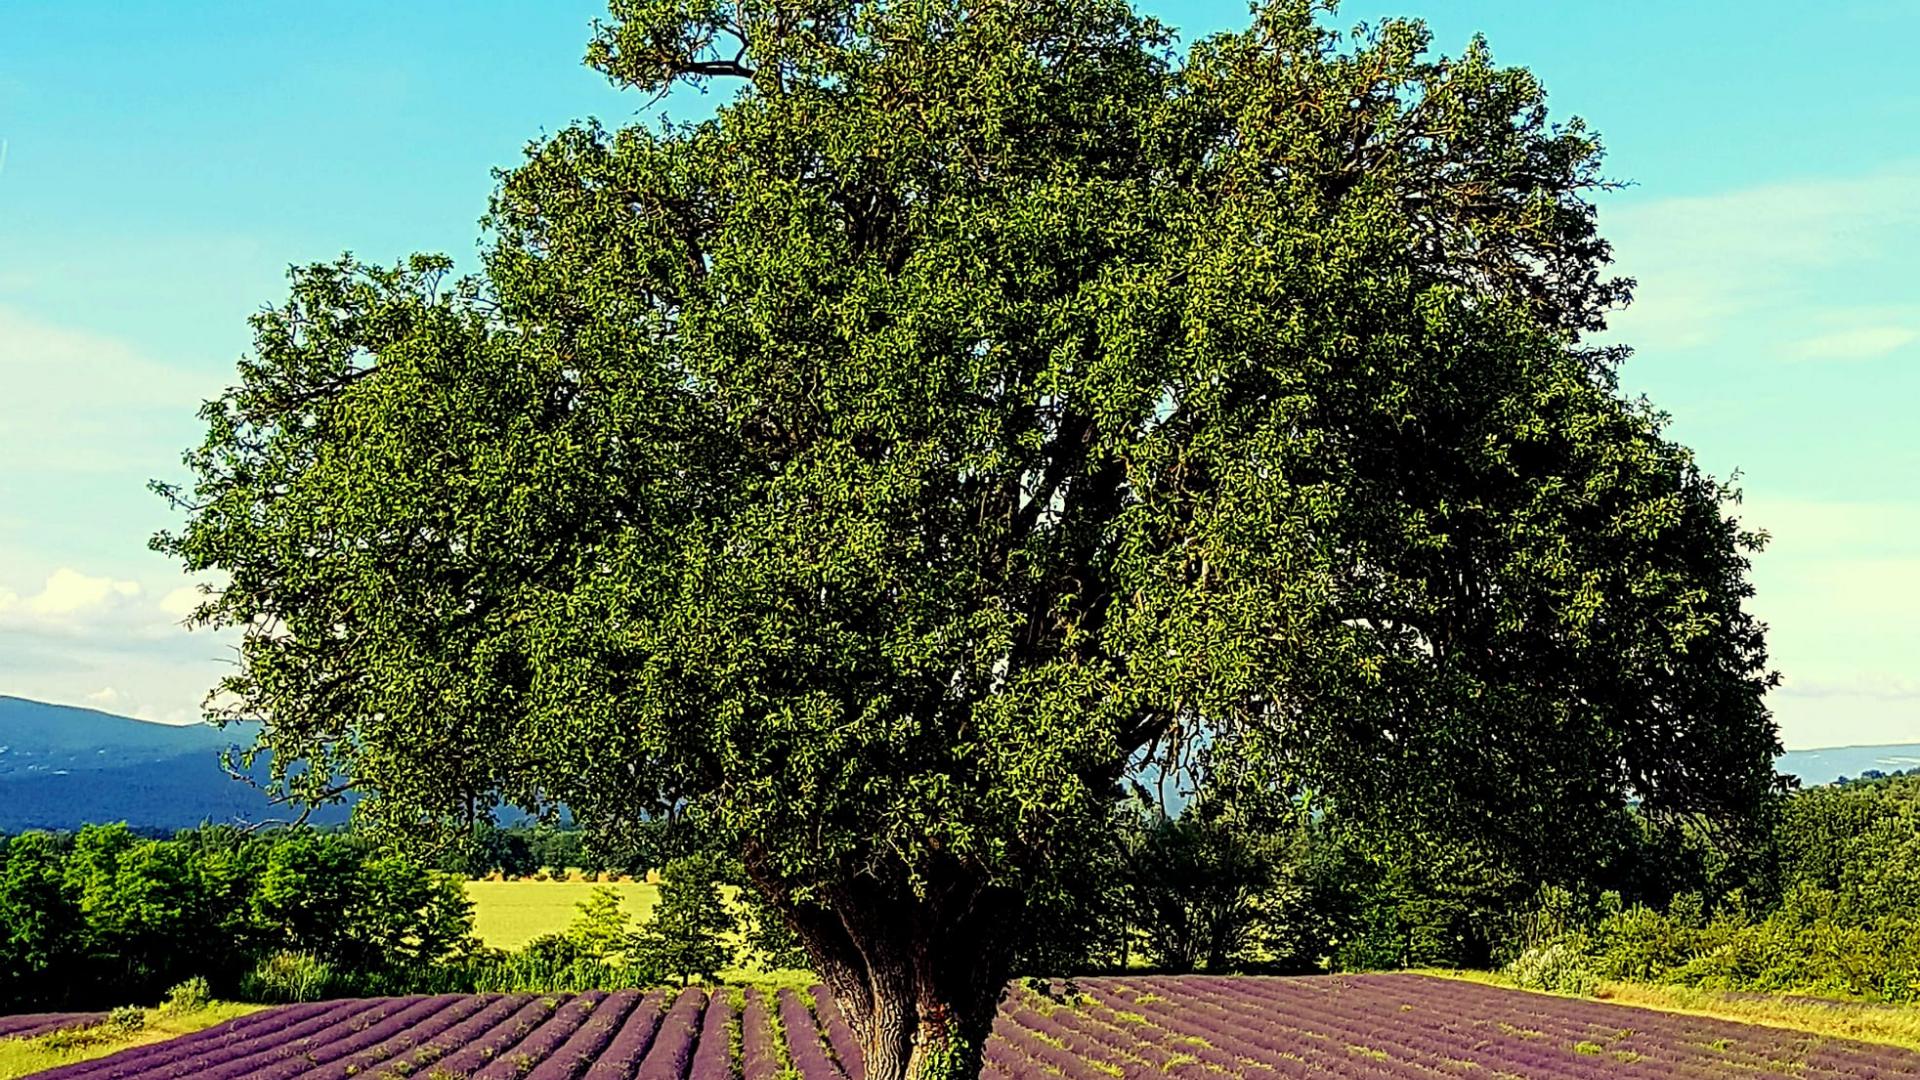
[0,305,212,475]
[1789,326,1918,361]
[1602,166,1920,355]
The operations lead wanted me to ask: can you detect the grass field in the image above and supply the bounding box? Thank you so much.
[0,1002,261,1080]
[462,877,812,987]
[464,878,662,951]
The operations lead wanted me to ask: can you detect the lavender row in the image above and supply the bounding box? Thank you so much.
[31,976,1920,1079]
[777,989,846,1079]
[577,989,669,1079]
[432,995,565,1076]
[686,989,737,1080]
[0,1013,106,1040]
[740,987,784,1080]
[631,987,708,1080]
[1217,974,1914,1078]
[523,989,648,1080]
[469,992,608,1080]
[1361,973,1920,1075]
[809,986,865,1079]
[32,998,382,1080]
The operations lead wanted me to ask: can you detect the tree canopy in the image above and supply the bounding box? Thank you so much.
[157,2,1779,1076]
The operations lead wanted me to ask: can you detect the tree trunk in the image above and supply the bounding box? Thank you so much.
[743,852,1014,1080]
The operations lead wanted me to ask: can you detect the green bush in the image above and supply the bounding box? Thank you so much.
[1505,941,1598,996]
[161,976,211,1014]
[239,950,341,1003]
[106,1006,145,1034]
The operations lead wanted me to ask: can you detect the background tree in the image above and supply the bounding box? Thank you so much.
[156,0,1778,1075]
[629,854,737,985]
[1126,809,1274,972]
[0,831,85,1008]
[567,885,634,960]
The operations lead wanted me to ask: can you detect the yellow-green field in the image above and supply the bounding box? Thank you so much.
[465,878,662,950]
[462,878,813,987]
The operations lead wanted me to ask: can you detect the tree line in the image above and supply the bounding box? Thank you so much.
[1504,770,1920,1002]
[9,769,1913,1012]
[0,824,466,1011]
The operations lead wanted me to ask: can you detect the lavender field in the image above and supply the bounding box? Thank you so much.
[0,1016,103,1042]
[16,975,1920,1079]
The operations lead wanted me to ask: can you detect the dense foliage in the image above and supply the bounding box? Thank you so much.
[0,825,470,1011]
[1503,773,1920,1002]
[0,824,786,1009]
[1020,772,1915,991]
[434,821,659,880]
[154,1,1779,1074]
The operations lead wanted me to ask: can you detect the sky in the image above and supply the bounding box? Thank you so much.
[1,2,1916,750]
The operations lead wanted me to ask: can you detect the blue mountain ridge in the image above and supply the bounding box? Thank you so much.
[0,695,350,832]
[1,695,1912,831]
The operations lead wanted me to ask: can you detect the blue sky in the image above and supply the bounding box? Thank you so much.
[1,1,1915,749]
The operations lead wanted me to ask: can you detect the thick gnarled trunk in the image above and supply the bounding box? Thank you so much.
[746,856,1014,1080]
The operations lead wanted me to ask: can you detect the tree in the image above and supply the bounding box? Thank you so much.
[155,1,1778,1075]
[629,855,737,985]
[566,885,633,960]
[0,832,84,1010]
[1126,810,1274,973]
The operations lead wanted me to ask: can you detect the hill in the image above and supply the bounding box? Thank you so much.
[0,695,348,832]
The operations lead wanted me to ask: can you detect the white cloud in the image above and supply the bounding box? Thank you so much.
[15,566,143,616]
[0,567,222,643]
[1789,326,1918,361]
[0,568,238,727]
[158,584,204,621]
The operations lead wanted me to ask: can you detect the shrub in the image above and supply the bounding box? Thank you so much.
[161,976,211,1014]
[106,1006,145,1034]
[1506,941,1599,996]
[566,887,631,960]
[240,950,341,1003]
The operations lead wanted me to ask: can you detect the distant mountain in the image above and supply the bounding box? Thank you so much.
[4,694,1912,831]
[1777,743,1920,789]
[0,695,234,775]
[0,695,350,832]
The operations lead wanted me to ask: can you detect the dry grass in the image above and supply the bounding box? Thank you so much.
[1420,969,1920,1053]
[0,1003,262,1080]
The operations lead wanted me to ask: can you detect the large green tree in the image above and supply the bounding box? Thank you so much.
[157,1,1777,1075]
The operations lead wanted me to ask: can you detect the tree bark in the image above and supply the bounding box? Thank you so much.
[743,851,1014,1080]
